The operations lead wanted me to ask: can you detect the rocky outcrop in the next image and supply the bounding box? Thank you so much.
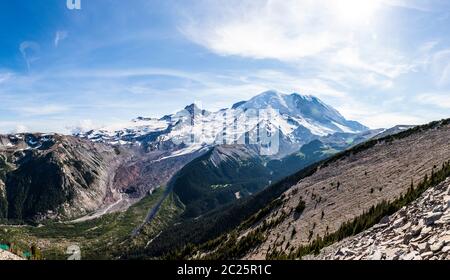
[0,133,205,223]
[306,178,450,260]
[0,134,128,221]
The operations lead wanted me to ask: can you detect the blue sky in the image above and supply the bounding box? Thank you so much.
[1,0,450,133]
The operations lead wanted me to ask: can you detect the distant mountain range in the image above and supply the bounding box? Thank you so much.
[75,91,370,158]
[1,90,430,261]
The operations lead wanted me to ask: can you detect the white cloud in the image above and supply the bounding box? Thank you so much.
[13,124,28,134]
[361,113,425,128]
[19,41,40,70]
[69,119,99,134]
[19,105,69,116]
[179,0,417,91]
[181,0,340,61]
[336,101,425,128]
[430,49,450,87]
[54,31,68,47]
[416,92,450,109]
[0,72,13,84]
[382,0,440,12]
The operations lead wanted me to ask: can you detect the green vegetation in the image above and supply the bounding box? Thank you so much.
[294,199,306,215]
[0,187,182,259]
[268,160,450,260]
[162,207,288,260]
[5,154,73,221]
[172,148,272,219]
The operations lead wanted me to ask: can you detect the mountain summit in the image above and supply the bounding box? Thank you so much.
[76,91,368,157]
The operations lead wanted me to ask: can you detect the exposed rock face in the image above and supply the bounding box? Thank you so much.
[0,249,23,260]
[305,178,450,260]
[0,134,128,221]
[0,133,205,222]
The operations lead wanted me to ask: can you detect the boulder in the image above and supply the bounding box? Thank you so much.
[430,241,445,252]
[401,251,417,260]
[410,225,422,237]
[420,251,433,259]
[393,217,406,228]
[371,250,383,260]
[417,242,429,253]
[442,246,450,253]
[439,235,450,246]
[424,212,443,226]
[379,215,390,225]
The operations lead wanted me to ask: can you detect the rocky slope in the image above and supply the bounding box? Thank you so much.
[306,177,450,260]
[0,134,128,221]
[0,132,206,223]
[242,120,450,259]
[158,119,450,260]
[0,249,23,260]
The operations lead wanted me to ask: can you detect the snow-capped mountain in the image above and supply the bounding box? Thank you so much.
[75,91,369,157]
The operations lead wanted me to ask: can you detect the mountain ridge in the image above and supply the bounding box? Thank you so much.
[75,91,369,158]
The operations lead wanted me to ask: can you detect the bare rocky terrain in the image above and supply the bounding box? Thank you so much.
[0,133,127,220]
[0,133,198,222]
[0,249,23,260]
[241,121,450,259]
[305,177,450,260]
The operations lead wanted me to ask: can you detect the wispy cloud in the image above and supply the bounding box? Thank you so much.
[416,92,450,109]
[19,41,40,70]
[178,0,419,92]
[382,0,440,12]
[0,72,13,84]
[18,104,69,116]
[430,49,450,87]
[54,31,68,47]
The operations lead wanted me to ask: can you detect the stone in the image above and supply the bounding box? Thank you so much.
[442,246,450,253]
[403,233,415,244]
[400,222,412,231]
[420,226,432,238]
[410,225,422,237]
[439,235,450,245]
[379,215,390,225]
[344,249,356,256]
[437,213,450,224]
[335,248,345,257]
[353,255,363,260]
[420,251,433,259]
[398,207,407,217]
[384,249,398,260]
[401,251,417,260]
[430,241,445,252]
[371,250,383,260]
[373,223,388,230]
[417,243,429,253]
[393,217,406,228]
[424,212,443,226]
